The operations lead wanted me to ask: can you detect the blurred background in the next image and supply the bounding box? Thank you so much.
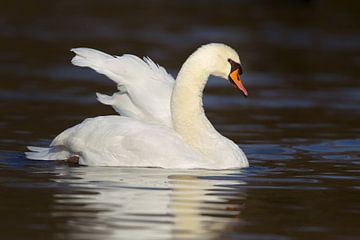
[0,1,359,240]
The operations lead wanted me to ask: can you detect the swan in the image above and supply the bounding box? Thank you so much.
[26,43,249,169]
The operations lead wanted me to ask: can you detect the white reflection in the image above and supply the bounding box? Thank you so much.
[52,167,247,240]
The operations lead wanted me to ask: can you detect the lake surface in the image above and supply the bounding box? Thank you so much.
[0,1,359,239]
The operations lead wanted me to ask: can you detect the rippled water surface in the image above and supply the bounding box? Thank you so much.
[1,1,359,239]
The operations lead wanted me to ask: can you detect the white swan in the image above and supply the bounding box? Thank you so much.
[26,43,249,169]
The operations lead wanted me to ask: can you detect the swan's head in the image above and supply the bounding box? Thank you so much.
[196,43,248,97]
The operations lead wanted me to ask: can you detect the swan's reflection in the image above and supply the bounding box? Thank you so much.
[52,167,247,240]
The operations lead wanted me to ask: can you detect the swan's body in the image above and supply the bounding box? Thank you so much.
[26,43,249,169]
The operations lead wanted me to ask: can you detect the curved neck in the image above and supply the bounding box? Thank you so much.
[171,54,222,156]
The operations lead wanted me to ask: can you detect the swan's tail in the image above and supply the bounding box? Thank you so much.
[25,146,71,160]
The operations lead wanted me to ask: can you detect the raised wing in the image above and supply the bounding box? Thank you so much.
[71,48,174,127]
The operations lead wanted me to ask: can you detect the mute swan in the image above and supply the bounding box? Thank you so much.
[26,43,249,169]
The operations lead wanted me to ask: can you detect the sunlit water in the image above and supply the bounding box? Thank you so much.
[1,1,359,240]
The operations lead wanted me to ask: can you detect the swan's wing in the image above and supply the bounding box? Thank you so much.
[71,48,174,127]
[27,116,205,168]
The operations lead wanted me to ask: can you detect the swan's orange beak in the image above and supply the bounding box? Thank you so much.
[229,68,248,97]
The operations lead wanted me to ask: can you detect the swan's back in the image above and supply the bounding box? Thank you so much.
[71,48,174,127]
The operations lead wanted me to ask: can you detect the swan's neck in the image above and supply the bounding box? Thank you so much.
[171,55,223,157]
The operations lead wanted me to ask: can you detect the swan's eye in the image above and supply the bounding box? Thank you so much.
[227,58,243,75]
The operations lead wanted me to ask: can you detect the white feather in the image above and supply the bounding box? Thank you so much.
[71,48,174,127]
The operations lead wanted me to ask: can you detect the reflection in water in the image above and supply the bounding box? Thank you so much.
[52,167,246,240]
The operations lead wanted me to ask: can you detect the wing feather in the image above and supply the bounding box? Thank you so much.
[71,48,174,127]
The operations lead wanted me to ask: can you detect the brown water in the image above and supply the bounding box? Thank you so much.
[1,1,360,239]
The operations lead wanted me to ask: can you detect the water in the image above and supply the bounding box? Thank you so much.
[1,1,360,239]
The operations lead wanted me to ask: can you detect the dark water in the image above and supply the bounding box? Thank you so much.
[1,1,360,239]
